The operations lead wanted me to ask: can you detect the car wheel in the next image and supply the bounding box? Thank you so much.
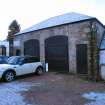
[3,71,15,82]
[36,67,44,75]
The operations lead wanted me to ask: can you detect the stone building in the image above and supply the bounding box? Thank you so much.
[14,12,105,75]
[0,40,20,56]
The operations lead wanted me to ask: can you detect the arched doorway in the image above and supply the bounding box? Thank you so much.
[24,39,40,58]
[0,45,6,55]
[45,36,69,72]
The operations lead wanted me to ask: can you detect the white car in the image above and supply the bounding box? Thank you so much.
[0,56,44,82]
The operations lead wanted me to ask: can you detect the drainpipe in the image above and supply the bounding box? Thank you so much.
[9,39,14,56]
[7,34,14,56]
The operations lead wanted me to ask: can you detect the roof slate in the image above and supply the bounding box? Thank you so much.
[16,12,94,35]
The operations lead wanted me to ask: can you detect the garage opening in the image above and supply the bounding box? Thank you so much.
[0,45,6,55]
[45,36,69,72]
[24,39,40,58]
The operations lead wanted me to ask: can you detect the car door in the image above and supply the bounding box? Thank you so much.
[28,57,40,73]
[16,57,33,75]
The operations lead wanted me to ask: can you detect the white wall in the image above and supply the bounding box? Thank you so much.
[100,50,105,64]
[14,40,20,47]
[100,50,105,80]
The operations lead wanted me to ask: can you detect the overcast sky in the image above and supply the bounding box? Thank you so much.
[0,0,105,40]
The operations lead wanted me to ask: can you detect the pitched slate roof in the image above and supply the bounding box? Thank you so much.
[16,12,95,35]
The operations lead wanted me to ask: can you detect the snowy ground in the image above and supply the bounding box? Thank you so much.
[82,92,105,105]
[0,73,105,105]
[0,81,41,105]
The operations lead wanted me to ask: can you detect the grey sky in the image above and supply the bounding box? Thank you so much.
[0,0,105,40]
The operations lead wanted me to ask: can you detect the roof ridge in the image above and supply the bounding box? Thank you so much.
[16,12,94,35]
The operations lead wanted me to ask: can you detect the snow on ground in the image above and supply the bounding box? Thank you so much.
[82,92,105,105]
[0,82,41,105]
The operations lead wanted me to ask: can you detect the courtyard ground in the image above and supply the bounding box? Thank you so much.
[0,72,105,105]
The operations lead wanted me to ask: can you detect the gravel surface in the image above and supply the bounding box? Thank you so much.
[1,72,105,105]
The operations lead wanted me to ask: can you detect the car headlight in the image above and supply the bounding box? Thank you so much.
[0,68,6,72]
[0,69,4,75]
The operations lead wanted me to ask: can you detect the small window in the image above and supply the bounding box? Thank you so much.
[24,57,39,63]
[23,57,30,63]
[30,57,40,62]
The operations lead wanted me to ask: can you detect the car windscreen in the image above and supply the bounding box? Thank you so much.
[8,57,24,65]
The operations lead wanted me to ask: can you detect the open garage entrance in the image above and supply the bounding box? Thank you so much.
[24,39,40,58]
[0,45,6,55]
[45,36,69,72]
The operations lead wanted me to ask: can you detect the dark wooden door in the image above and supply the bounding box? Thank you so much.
[24,39,40,58]
[45,36,69,72]
[76,44,88,74]
[16,49,21,56]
